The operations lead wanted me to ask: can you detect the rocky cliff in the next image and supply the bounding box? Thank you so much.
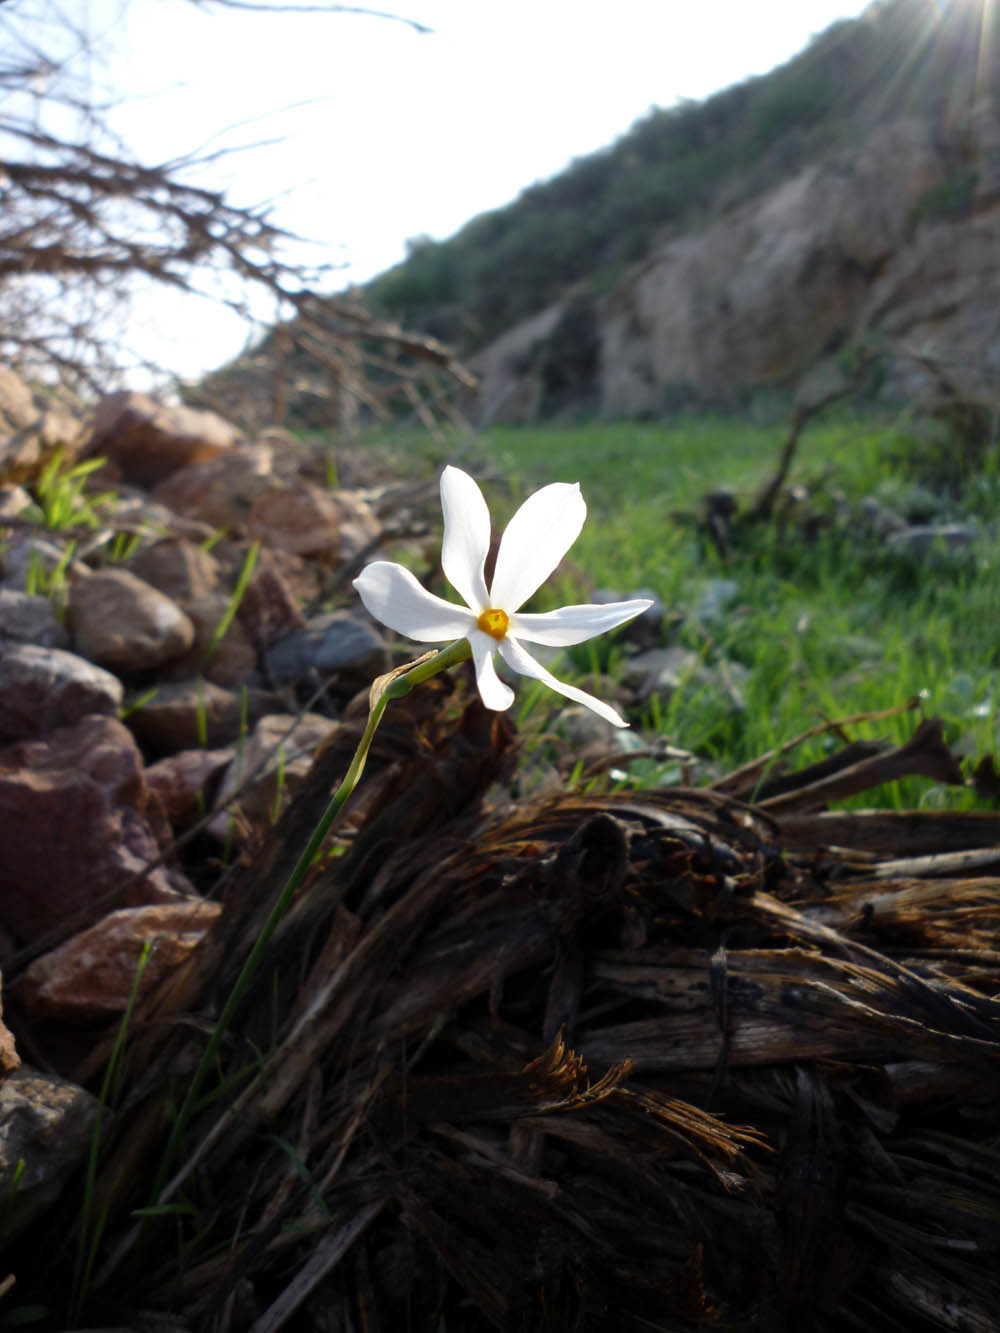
[470,103,1000,422]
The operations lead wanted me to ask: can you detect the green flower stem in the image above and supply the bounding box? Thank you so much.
[150,637,472,1202]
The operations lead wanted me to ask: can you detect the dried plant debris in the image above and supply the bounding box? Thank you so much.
[7,699,1000,1331]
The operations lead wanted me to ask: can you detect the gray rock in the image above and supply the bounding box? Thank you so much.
[208,712,339,841]
[885,523,981,557]
[126,677,243,754]
[623,646,702,697]
[690,578,740,624]
[266,611,387,684]
[591,587,665,648]
[1,534,90,591]
[68,567,195,672]
[126,537,221,603]
[556,704,648,752]
[858,495,908,539]
[0,1066,100,1244]
[0,588,70,649]
[0,484,37,521]
[0,642,123,741]
[625,646,749,714]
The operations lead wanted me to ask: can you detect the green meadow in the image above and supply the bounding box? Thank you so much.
[368,412,1000,810]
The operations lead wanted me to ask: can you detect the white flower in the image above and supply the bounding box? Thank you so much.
[353,465,653,727]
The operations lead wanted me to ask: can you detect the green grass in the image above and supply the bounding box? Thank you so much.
[350,412,1000,810]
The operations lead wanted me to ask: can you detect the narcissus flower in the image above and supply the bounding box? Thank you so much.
[353,466,652,727]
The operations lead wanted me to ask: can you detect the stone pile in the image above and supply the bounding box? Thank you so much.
[0,373,680,1237]
[0,374,402,1210]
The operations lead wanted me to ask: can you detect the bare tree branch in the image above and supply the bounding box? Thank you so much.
[0,0,469,429]
[188,0,433,34]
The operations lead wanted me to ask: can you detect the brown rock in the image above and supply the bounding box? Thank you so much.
[145,747,234,830]
[0,368,86,485]
[89,390,242,488]
[0,642,123,742]
[12,900,221,1021]
[237,557,308,652]
[246,483,341,560]
[126,537,221,603]
[68,568,195,672]
[209,712,339,842]
[0,974,20,1074]
[126,677,244,753]
[166,596,259,687]
[0,715,186,948]
[152,445,274,531]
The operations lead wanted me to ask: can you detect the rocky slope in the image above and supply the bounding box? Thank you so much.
[470,103,1000,422]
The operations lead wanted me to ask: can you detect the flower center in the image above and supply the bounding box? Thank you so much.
[476,607,510,641]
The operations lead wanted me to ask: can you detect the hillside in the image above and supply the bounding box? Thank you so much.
[199,0,1000,429]
[367,0,997,358]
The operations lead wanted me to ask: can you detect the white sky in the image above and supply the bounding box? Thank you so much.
[92,0,873,381]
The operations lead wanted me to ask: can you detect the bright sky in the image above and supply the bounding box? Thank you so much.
[95,0,873,381]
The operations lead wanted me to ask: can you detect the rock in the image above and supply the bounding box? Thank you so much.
[89,390,242,488]
[0,974,19,1074]
[125,678,245,754]
[623,647,702,697]
[467,112,1000,418]
[0,483,37,521]
[0,589,70,649]
[858,496,908,540]
[151,445,274,531]
[0,714,184,948]
[690,578,741,625]
[68,568,195,672]
[592,586,665,649]
[11,900,221,1022]
[0,532,90,592]
[107,490,217,543]
[555,704,647,753]
[0,367,86,485]
[126,537,221,603]
[246,484,341,560]
[0,1067,99,1244]
[624,646,749,714]
[266,611,387,685]
[209,712,339,841]
[326,489,382,563]
[145,747,234,830]
[162,596,259,687]
[0,366,34,431]
[885,523,982,558]
[0,643,123,742]
[236,558,308,652]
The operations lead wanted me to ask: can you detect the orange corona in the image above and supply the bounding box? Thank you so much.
[476,608,510,641]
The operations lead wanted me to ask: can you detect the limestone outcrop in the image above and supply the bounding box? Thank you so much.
[469,108,1000,422]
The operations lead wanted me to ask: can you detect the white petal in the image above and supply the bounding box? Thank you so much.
[489,481,586,613]
[498,637,629,728]
[353,562,476,642]
[469,628,515,710]
[511,598,654,647]
[440,465,491,612]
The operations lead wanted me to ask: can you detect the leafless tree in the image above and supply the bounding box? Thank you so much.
[0,0,470,426]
